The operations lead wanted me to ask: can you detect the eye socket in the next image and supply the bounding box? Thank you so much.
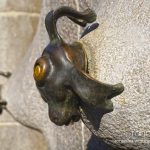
[33,57,49,83]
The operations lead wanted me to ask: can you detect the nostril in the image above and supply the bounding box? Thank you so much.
[108,83,124,99]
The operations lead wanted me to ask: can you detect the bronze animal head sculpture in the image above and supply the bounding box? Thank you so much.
[33,6,124,126]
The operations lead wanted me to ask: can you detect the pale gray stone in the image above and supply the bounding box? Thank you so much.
[0,14,39,73]
[0,1,47,150]
[0,0,42,13]
[0,124,48,150]
[80,0,150,149]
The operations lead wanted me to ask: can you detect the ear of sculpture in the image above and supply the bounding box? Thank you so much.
[45,6,97,44]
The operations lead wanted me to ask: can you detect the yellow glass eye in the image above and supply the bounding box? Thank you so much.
[33,58,47,81]
[34,65,41,79]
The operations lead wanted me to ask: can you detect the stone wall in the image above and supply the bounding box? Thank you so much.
[0,0,48,150]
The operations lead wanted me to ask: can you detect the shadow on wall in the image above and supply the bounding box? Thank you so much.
[81,104,121,150]
[87,134,116,150]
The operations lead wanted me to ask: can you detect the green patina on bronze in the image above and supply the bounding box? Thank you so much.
[33,6,124,126]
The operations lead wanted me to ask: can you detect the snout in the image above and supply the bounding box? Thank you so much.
[48,105,80,126]
[47,89,81,126]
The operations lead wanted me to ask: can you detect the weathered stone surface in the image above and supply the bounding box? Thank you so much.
[0,123,48,150]
[0,76,8,86]
[0,0,42,13]
[0,1,46,150]
[0,14,39,74]
[80,0,150,149]
[0,110,15,122]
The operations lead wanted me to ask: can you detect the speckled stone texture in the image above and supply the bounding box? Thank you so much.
[0,0,42,12]
[0,108,48,150]
[1,0,150,150]
[0,0,48,150]
[0,0,41,85]
[80,0,150,149]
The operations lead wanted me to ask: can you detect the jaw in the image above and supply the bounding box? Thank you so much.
[70,68,124,112]
[48,105,81,126]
